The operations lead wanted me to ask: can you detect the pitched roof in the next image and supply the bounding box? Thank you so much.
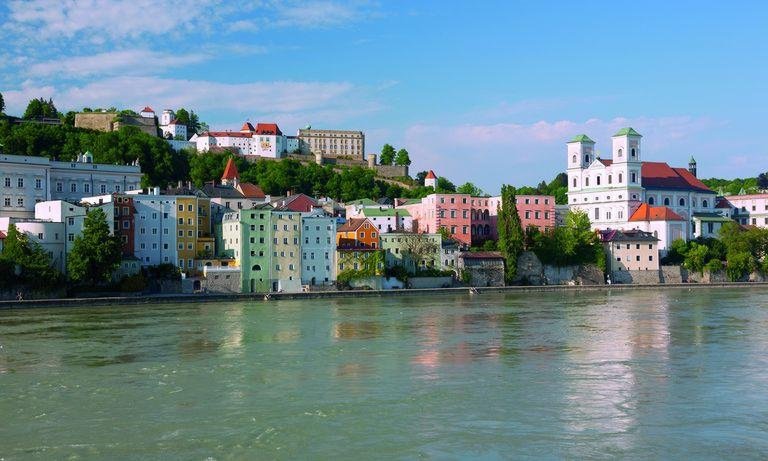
[569,134,595,143]
[347,198,378,206]
[628,203,685,222]
[598,159,613,166]
[641,162,712,192]
[337,218,371,232]
[221,158,239,181]
[360,208,411,217]
[715,198,733,209]
[599,228,658,242]
[459,251,504,260]
[613,127,642,137]
[425,170,437,179]
[237,182,265,199]
[141,106,154,113]
[255,123,282,136]
[0,231,6,239]
[204,131,253,138]
[201,184,243,199]
[240,122,255,132]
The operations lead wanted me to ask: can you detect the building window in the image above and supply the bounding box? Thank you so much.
[35,178,42,189]
[648,197,655,205]
[618,148,623,157]
[3,198,10,207]
[17,178,24,188]
[679,198,685,206]
[3,178,9,187]
[17,198,23,207]
[100,184,106,194]
[71,183,77,192]
[664,198,670,206]
[618,173,623,183]
[702,200,708,208]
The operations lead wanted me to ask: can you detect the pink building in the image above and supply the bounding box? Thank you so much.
[515,195,556,232]
[398,193,554,246]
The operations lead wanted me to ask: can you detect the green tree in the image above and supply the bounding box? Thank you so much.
[0,92,4,114]
[683,242,709,274]
[23,97,58,119]
[456,182,486,196]
[436,176,456,193]
[394,148,411,166]
[380,143,396,165]
[0,224,61,289]
[67,208,122,286]
[497,184,524,284]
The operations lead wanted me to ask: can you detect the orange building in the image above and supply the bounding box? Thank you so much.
[336,218,379,249]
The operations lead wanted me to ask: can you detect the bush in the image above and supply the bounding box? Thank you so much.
[119,274,147,292]
[725,251,754,282]
[704,258,723,273]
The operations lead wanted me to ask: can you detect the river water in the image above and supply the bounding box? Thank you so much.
[1,288,768,460]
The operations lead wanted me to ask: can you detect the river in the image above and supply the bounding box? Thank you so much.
[2,288,768,459]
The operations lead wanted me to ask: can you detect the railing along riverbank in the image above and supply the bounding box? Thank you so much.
[2,281,768,310]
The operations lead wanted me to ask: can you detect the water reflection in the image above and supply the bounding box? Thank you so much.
[561,290,672,453]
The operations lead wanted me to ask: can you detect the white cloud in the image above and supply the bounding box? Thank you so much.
[274,1,373,28]
[26,50,207,78]
[403,116,720,194]
[2,76,362,118]
[4,0,222,40]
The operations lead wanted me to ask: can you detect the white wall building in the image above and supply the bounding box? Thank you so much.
[0,217,65,273]
[189,122,287,159]
[566,128,718,241]
[301,210,336,286]
[34,200,114,258]
[722,193,768,228]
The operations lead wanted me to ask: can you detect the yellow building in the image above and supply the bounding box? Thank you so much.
[176,196,214,274]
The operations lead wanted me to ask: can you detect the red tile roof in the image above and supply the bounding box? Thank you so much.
[641,162,711,192]
[141,106,154,113]
[598,159,613,166]
[425,170,437,179]
[628,203,685,222]
[221,158,239,181]
[240,122,255,132]
[237,182,265,198]
[337,218,370,232]
[255,123,282,136]
[715,198,733,209]
[205,131,253,138]
[0,231,6,239]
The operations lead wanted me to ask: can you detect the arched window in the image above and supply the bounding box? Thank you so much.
[585,177,590,187]
[702,199,709,208]
[252,264,262,271]
[584,155,590,164]
[597,176,601,186]
[679,198,685,206]
[608,175,612,184]
[572,154,576,163]
[648,197,655,205]
[484,224,490,235]
[631,148,636,158]
[573,178,577,187]
[483,210,489,220]
[631,172,636,183]
[618,148,623,157]
[618,173,623,183]
[664,197,670,206]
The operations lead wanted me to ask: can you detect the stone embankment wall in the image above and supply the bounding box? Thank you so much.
[516,251,604,285]
[408,276,454,289]
[685,269,765,283]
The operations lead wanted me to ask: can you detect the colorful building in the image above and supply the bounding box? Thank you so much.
[301,209,336,286]
[380,232,442,273]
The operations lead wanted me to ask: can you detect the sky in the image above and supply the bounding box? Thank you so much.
[1,1,766,194]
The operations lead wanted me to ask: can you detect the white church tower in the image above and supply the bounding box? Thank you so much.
[610,127,644,211]
[566,134,595,193]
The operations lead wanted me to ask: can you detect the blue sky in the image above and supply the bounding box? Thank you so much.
[1,1,766,194]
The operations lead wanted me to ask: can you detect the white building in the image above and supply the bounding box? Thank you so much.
[0,217,65,273]
[1,152,141,219]
[566,128,720,244]
[159,109,188,140]
[721,193,768,227]
[34,200,114,257]
[189,122,287,159]
[301,209,336,286]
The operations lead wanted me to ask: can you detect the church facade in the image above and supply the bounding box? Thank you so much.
[566,128,721,249]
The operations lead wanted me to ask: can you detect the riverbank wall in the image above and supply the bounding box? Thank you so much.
[3,281,768,310]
